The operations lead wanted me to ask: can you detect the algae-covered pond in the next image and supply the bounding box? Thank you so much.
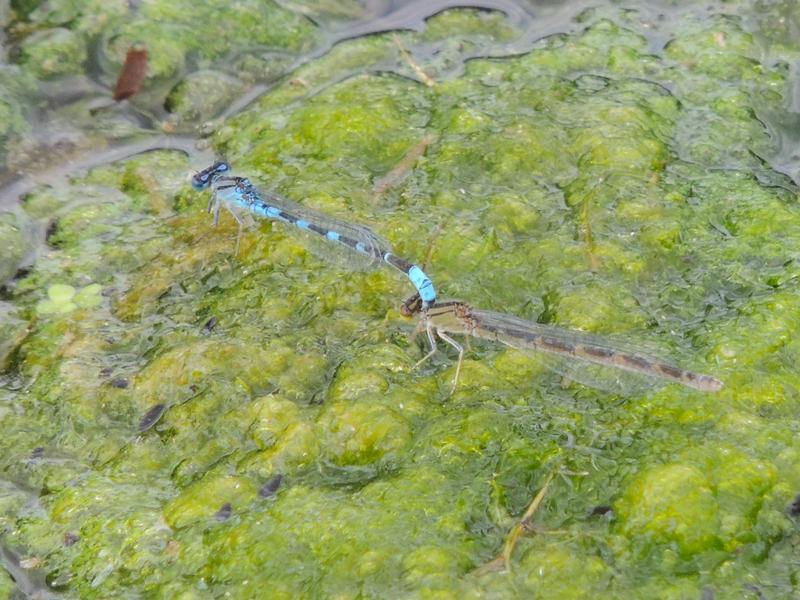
[2,0,800,597]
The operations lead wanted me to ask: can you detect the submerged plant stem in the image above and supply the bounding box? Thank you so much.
[475,472,554,575]
[372,133,438,197]
[392,34,436,88]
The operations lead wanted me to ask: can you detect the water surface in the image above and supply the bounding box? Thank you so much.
[1,0,800,597]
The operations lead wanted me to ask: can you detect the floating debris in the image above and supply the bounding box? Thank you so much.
[589,505,613,517]
[0,542,52,599]
[113,44,148,101]
[18,556,42,569]
[203,316,217,333]
[214,503,232,521]
[372,133,437,197]
[110,377,129,389]
[259,474,283,498]
[789,493,800,516]
[138,403,166,432]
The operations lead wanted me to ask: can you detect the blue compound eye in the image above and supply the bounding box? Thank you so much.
[192,161,231,190]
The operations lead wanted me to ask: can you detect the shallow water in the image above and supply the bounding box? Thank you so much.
[1,0,800,597]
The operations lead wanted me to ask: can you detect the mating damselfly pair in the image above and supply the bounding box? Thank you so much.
[192,161,723,395]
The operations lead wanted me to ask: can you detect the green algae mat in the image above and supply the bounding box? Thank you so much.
[2,0,800,597]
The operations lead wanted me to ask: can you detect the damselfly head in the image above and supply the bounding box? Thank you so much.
[400,293,423,317]
[191,161,231,190]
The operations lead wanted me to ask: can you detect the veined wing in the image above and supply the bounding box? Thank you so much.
[468,308,723,392]
[215,180,392,271]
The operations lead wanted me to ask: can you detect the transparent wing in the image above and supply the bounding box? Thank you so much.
[468,308,722,392]
[259,187,392,269]
[525,351,659,396]
[214,181,392,272]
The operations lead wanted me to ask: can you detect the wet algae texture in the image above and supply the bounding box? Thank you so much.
[2,1,800,598]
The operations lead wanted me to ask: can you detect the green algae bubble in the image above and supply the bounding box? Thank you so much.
[18,27,87,78]
[164,475,258,529]
[35,283,76,315]
[422,8,519,43]
[243,73,432,188]
[0,570,13,598]
[0,65,35,164]
[165,69,246,127]
[0,302,27,370]
[35,283,103,315]
[74,283,102,309]
[617,463,720,556]
[0,212,28,285]
[521,547,608,599]
[245,395,302,451]
[318,401,411,467]
[243,421,320,478]
[102,0,316,81]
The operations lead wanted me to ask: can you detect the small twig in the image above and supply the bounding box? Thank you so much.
[502,472,554,571]
[473,555,505,576]
[392,34,436,88]
[578,190,601,273]
[422,222,443,270]
[474,472,555,576]
[372,133,437,198]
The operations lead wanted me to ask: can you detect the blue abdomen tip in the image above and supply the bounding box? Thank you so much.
[408,266,437,303]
